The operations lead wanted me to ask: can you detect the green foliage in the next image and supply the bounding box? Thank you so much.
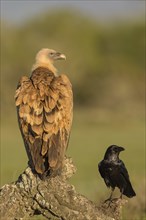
[1,9,145,114]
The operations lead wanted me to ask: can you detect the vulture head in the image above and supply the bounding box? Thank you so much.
[32,48,66,74]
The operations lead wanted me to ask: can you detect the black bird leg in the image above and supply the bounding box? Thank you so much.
[104,188,114,203]
[120,188,124,199]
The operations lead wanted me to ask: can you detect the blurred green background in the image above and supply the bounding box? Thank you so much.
[1,1,145,219]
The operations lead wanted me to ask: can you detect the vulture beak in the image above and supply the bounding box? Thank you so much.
[55,52,66,60]
[118,146,125,152]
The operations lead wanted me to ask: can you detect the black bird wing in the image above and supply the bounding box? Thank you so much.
[119,160,136,197]
[99,159,136,198]
[98,161,111,188]
[119,160,130,181]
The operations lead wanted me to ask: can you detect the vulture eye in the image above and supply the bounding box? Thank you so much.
[49,52,54,57]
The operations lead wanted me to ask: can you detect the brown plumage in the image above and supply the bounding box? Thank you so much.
[15,48,73,178]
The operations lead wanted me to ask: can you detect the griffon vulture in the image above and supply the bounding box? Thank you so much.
[15,48,73,178]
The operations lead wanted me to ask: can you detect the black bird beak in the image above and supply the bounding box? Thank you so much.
[118,146,125,152]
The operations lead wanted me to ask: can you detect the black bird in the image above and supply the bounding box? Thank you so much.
[98,145,136,200]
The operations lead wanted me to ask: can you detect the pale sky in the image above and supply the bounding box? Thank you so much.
[1,0,145,25]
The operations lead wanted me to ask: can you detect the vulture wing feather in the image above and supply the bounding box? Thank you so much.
[15,67,73,177]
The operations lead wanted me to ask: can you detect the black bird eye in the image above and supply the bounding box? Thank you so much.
[49,52,54,57]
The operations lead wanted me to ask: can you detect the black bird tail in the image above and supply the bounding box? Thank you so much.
[123,182,136,198]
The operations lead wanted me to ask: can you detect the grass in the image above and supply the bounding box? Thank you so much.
[1,109,145,219]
